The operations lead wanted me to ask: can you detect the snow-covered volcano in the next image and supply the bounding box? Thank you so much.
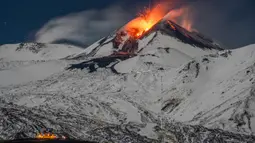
[67,19,223,75]
[1,16,255,143]
[72,19,222,60]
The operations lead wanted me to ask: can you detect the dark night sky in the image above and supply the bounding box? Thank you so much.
[0,0,124,43]
[0,0,254,48]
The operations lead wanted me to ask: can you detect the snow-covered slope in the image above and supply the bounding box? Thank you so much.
[1,19,255,142]
[0,42,82,61]
[0,43,82,86]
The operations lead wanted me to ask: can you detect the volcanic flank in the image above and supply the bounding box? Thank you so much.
[68,4,223,72]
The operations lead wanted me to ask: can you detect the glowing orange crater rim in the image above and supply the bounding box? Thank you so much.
[124,2,194,39]
[125,4,165,39]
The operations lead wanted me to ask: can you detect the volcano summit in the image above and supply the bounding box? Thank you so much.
[1,4,255,143]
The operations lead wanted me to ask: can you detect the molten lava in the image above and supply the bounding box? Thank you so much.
[125,4,166,39]
[124,2,194,38]
[36,133,58,139]
[167,21,176,31]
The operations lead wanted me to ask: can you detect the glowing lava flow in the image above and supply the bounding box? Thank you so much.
[125,4,166,38]
[36,133,58,139]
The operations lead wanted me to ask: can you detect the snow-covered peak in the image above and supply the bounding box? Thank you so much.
[0,42,83,61]
[66,19,225,76]
[71,19,223,62]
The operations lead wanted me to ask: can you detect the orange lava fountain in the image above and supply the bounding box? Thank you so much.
[124,4,166,38]
[124,2,194,38]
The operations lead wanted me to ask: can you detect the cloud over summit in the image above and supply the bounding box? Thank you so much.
[35,6,132,47]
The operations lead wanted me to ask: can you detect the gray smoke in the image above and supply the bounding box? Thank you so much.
[188,0,255,48]
[35,5,132,47]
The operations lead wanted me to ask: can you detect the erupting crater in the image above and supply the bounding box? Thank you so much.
[111,2,198,55]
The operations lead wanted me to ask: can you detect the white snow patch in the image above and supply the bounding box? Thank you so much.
[140,33,215,58]
[0,61,64,86]
[114,56,139,73]
[111,99,141,123]
[0,43,82,61]
[138,32,157,51]
[94,42,113,57]
[139,123,158,139]
[17,96,46,107]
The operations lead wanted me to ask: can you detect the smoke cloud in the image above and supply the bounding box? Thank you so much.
[186,0,255,48]
[166,5,194,32]
[160,0,255,48]
[35,6,132,47]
